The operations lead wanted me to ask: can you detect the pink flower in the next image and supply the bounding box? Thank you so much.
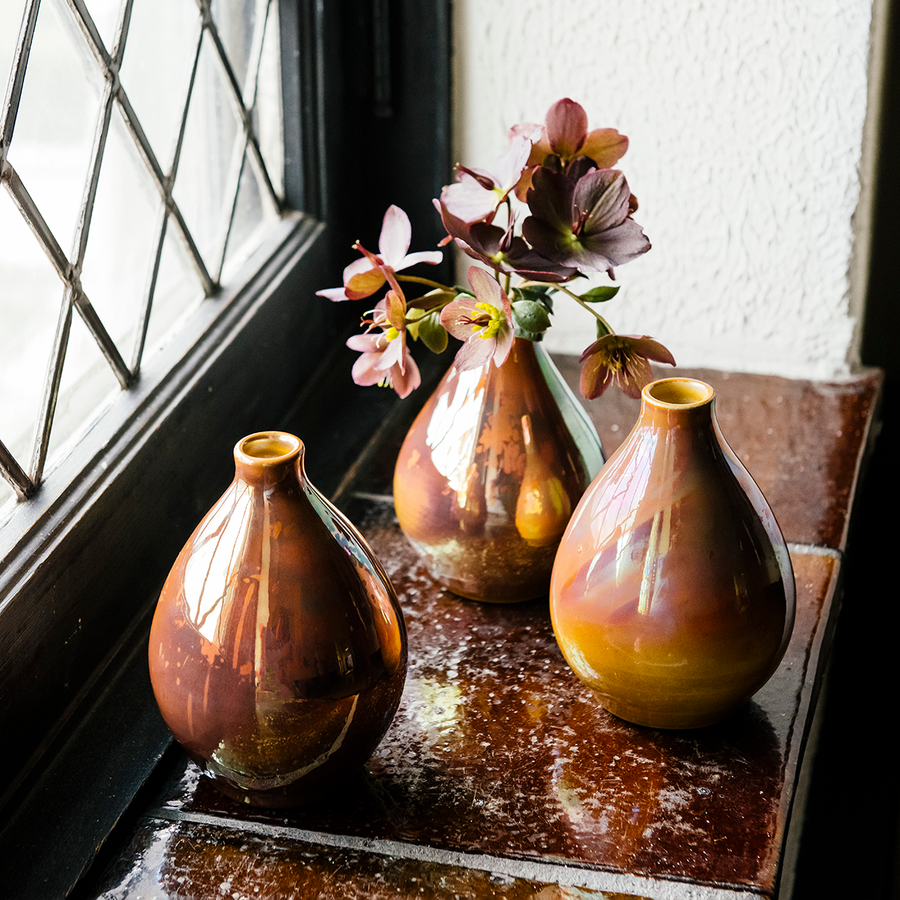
[579,334,676,399]
[440,267,515,371]
[317,205,442,302]
[511,98,629,200]
[439,134,533,224]
[346,292,421,398]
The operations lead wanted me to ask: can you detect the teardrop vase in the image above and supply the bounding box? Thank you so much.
[148,432,407,806]
[393,338,604,603]
[550,378,795,729]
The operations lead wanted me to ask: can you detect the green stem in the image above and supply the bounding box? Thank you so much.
[555,284,615,335]
[396,274,454,291]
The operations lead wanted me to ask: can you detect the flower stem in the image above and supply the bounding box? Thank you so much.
[396,274,454,291]
[555,284,615,335]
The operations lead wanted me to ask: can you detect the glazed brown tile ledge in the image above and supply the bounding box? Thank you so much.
[87,362,882,900]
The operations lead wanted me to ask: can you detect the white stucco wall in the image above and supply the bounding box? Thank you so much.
[452,0,882,379]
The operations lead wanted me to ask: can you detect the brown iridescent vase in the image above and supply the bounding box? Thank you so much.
[148,432,407,807]
[393,337,604,603]
[550,378,795,729]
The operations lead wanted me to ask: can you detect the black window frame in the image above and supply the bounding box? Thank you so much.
[0,2,452,895]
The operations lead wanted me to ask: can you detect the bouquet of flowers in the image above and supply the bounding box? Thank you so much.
[318,98,674,400]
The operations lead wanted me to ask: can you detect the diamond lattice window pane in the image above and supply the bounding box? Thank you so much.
[45,307,121,465]
[119,0,200,173]
[222,151,279,281]
[82,0,122,55]
[174,30,242,277]
[211,0,260,97]
[0,194,65,472]
[6,0,103,256]
[1,3,22,90]
[81,105,163,366]
[254,4,284,201]
[143,224,205,357]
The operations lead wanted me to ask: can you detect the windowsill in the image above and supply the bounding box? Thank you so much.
[0,357,883,899]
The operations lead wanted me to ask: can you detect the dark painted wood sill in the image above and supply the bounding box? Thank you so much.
[0,356,885,899]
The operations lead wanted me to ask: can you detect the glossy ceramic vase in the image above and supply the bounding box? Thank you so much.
[550,378,795,729]
[393,337,604,603]
[148,431,407,807]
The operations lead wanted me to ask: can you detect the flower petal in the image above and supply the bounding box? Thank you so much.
[390,351,421,398]
[345,266,387,300]
[378,205,412,266]
[580,128,629,169]
[545,98,588,159]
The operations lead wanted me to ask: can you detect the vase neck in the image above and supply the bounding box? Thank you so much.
[234,431,304,488]
[639,378,716,430]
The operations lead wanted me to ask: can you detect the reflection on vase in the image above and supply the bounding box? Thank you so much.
[393,338,604,603]
[551,378,795,728]
[149,431,407,807]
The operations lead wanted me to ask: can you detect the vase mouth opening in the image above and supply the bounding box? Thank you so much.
[644,378,714,409]
[236,431,303,465]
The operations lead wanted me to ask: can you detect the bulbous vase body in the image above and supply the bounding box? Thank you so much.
[393,338,604,603]
[149,432,407,806]
[550,378,795,729]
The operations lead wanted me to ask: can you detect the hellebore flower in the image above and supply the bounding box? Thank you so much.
[523,166,650,276]
[434,198,578,283]
[345,291,421,398]
[317,205,442,302]
[440,134,533,224]
[440,266,515,371]
[511,97,629,199]
[579,334,676,399]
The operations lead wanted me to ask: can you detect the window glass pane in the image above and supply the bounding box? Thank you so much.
[1,3,22,91]
[143,224,205,355]
[211,0,260,96]
[173,30,242,277]
[254,4,284,202]
[82,0,122,54]
[45,308,121,465]
[222,152,279,281]
[0,195,64,510]
[6,0,102,255]
[119,0,200,172]
[81,106,162,365]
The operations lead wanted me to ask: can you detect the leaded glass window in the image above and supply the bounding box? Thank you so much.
[0,0,285,510]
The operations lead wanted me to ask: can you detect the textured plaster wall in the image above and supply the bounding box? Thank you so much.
[452,0,881,379]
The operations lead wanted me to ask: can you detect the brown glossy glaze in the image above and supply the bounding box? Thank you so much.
[550,359,884,550]
[148,432,407,807]
[393,338,603,603]
[142,519,837,896]
[84,364,880,900]
[551,379,796,729]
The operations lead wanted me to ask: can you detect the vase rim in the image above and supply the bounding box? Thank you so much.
[235,431,303,466]
[643,378,714,410]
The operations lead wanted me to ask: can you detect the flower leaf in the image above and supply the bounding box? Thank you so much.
[512,299,552,340]
[409,309,449,353]
[580,285,620,303]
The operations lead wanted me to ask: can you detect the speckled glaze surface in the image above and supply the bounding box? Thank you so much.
[550,378,796,729]
[148,432,407,807]
[393,338,603,603]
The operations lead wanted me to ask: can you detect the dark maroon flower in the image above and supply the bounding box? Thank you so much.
[522,165,650,276]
